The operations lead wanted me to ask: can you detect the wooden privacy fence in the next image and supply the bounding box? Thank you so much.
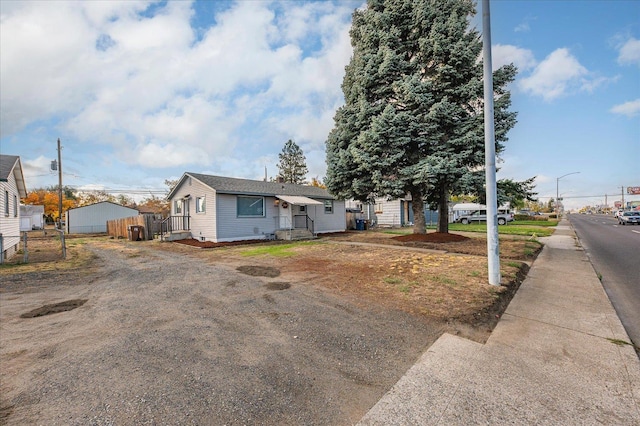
[106,215,157,241]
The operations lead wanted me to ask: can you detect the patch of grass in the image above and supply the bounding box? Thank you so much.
[383,276,403,285]
[607,338,632,346]
[429,275,458,287]
[0,245,97,275]
[429,223,554,237]
[239,242,317,258]
[512,220,558,227]
[382,229,412,235]
[469,270,481,277]
[506,261,522,268]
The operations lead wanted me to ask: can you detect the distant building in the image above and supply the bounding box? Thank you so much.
[20,204,45,231]
[65,201,139,234]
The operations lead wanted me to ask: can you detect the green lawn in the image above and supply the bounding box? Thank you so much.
[425,220,556,237]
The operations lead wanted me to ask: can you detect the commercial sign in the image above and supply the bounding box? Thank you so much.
[627,186,640,195]
[614,201,622,208]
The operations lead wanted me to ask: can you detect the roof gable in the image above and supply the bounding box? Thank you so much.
[0,154,27,197]
[168,172,336,200]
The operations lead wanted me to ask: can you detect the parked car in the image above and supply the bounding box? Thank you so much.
[618,211,640,225]
[456,210,514,225]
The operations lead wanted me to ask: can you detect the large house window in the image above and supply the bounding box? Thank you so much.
[196,196,206,213]
[4,191,8,216]
[174,200,182,215]
[13,195,17,217]
[238,196,264,217]
[324,200,333,214]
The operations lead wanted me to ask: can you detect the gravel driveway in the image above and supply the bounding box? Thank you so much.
[1,241,442,425]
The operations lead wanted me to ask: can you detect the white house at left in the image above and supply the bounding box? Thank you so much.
[65,201,139,234]
[0,154,27,261]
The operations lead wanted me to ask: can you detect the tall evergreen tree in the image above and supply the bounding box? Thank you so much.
[277,139,308,184]
[325,0,517,233]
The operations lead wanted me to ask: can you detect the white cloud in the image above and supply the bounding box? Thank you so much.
[617,37,640,66]
[519,48,588,101]
[492,44,536,72]
[610,99,640,117]
[1,0,358,177]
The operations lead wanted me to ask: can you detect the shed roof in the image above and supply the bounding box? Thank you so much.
[169,172,336,200]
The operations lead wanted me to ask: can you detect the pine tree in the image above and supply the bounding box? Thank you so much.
[277,139,308,184]
[325,0,517,233]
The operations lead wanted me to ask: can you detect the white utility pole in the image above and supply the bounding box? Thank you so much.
[556,172,579,216]
[482,0,500,285]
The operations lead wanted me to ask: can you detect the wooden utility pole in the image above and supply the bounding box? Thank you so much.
[57,138,63,230]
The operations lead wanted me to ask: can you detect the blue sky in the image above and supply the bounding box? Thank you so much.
[1,0,638,210]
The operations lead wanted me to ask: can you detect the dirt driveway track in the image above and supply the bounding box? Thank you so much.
[1,241,442,425]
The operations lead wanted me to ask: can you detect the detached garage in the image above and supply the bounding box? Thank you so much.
[20,205,45,231]
[66,201,139,234]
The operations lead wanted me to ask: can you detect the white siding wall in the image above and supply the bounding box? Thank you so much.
[374,199,403,227]
[0,176,21,259]
[176,178,217,241]
[216,194,279,242]
[67,203,139,233]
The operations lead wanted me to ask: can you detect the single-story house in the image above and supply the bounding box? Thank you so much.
[20,204,45,231]
[65,201,139,234]
[0,154,28,261]
[166,172,346,242]
[345,195,439,227]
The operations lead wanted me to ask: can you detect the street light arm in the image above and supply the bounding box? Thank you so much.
[556,171,580,215]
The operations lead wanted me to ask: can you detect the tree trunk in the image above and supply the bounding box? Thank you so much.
[411,190,426,234]
[437,185,449,233]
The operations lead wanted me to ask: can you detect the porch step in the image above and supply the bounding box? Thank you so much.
[275,229,314,241]
[160,231,191,241]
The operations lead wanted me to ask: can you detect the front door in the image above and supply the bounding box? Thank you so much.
[183,199,190,230]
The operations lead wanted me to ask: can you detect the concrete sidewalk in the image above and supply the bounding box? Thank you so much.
[358,219,640,425]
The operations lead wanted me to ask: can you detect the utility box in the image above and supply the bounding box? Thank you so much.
[128,225,144,241]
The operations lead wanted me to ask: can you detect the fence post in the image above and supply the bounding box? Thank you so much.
[23,232,28,263]
[55,228,66,259]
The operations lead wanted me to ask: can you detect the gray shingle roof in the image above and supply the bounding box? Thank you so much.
[0,154,19,181]
[185,172,336,199]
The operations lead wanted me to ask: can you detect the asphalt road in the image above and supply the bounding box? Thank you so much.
[568,213,640,348]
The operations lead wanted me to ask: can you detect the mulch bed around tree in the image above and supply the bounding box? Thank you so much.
[173,238,266,248]
[392,232,470,243]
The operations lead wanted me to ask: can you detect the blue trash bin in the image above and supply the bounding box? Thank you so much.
[355,219,365,231]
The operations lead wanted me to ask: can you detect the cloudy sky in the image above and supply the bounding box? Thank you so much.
[1,0,639,209]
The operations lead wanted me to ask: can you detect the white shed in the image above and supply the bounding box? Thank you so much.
[65,201,139,234]
[20,205,45,231]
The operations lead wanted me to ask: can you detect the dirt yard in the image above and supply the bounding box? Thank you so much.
[0,230,541,425]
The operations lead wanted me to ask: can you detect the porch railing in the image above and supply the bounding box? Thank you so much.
[159,215,190,241]
[293,214,314,234]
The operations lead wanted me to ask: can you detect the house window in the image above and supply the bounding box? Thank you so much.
[4,191,8,216]
[237,196,264,217]
[375,202,383,214]
[299,205,306,213]
[196,196,206,213]
[13,195,17,217]
[174,200,182,215]
[324,200,333,214]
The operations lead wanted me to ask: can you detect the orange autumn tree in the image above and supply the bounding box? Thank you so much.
[22,187,78,223]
